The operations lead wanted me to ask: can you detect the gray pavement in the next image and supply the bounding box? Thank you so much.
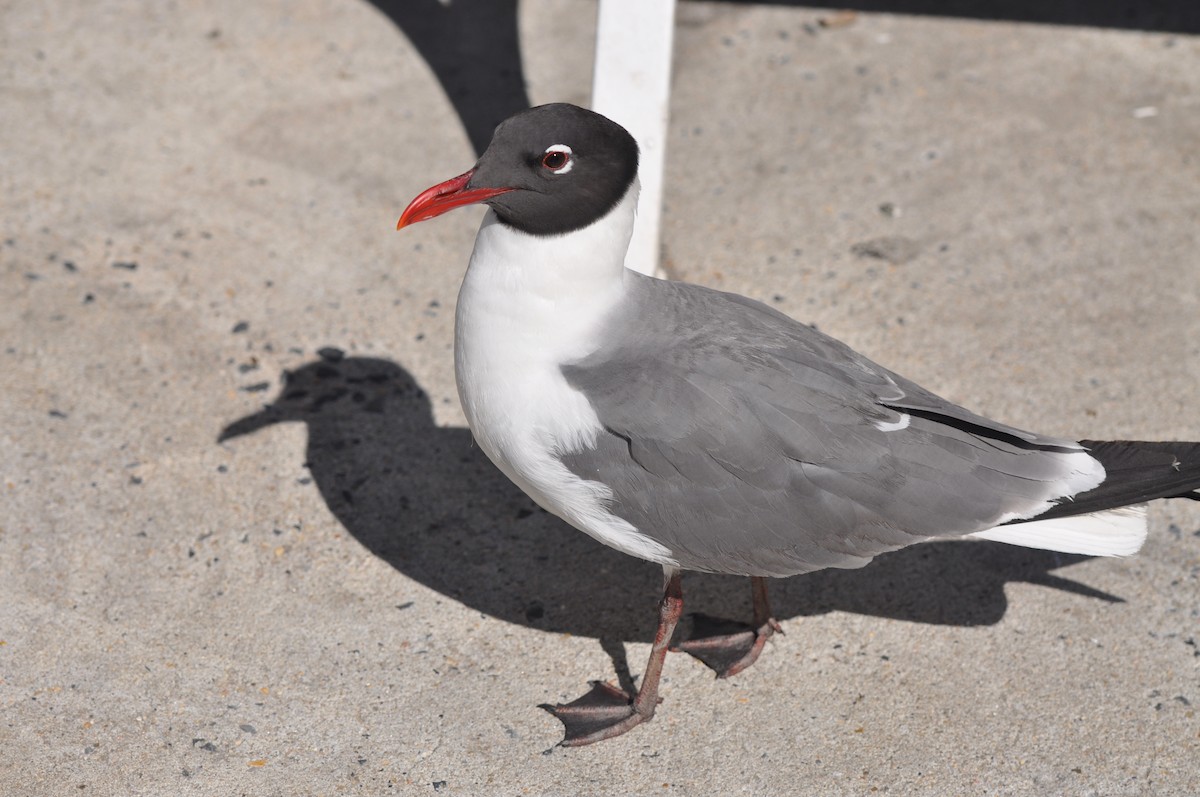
[2,2,1198,795]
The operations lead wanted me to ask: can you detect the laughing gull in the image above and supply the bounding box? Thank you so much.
[397,103,1200,746]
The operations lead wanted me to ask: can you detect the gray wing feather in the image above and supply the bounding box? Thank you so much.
[560,274,1086,577]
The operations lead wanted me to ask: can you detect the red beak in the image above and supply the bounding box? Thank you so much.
[396,169,515,229]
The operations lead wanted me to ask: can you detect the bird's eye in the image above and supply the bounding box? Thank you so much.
[541,144,573,174]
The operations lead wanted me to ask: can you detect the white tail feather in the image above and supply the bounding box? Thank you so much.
[968,506,1148,557]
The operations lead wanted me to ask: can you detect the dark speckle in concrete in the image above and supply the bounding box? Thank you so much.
[851,236,922,265]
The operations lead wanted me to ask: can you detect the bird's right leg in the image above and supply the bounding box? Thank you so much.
[540,568,683,746]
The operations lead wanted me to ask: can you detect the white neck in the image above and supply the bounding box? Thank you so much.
[455,177,640,371]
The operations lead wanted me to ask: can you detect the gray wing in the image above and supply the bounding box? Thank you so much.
[560,274,1089,577]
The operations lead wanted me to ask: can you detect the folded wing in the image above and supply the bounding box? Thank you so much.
[561,275,1109,576]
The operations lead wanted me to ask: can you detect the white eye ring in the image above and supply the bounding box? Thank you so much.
[542,144,574,174]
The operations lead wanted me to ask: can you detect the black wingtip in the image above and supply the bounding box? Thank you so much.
[1025,440,1200,522]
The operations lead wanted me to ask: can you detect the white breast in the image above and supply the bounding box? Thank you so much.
[453,183,678,566]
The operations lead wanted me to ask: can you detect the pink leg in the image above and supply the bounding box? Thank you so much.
[541,569,684,746]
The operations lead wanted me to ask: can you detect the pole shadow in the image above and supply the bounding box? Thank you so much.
[367,0,530,156]
[220,353,1122,646]
[366,0,1195,164]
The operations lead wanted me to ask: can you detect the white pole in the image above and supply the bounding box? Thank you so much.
[591,0,676,277]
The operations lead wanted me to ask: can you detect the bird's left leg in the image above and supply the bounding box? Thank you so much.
[672,575,782,678]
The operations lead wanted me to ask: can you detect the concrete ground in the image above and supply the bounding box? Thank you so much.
[2,1,1198,794]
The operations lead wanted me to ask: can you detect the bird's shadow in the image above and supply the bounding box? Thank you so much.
[220,355,1123,648]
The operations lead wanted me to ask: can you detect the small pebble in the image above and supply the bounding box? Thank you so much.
[819,10,857,28]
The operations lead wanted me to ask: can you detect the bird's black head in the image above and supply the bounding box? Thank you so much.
[397,103,639,237]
